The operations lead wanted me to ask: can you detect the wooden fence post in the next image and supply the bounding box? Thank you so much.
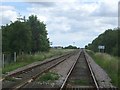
[14,52,16,62]
[2,54,4,68]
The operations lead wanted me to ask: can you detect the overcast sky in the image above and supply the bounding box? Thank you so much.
[0,0,119,48]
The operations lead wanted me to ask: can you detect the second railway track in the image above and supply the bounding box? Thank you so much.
[2,50,79,90]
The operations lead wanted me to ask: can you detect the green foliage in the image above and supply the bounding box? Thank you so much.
[2,15,50,53]
[27,15,49,52]
[2,22,31,53]
[38,72,59,82]
[64,45,78,49]
[86,28,119,56]
[2,49,74,74]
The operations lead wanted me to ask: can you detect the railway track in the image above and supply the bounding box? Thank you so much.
[17,49,99,90]
[60,49,99,90]
[2,50,79,89]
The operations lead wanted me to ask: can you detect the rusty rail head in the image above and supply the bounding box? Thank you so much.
[83,49,99,90]
[60,49,99,90]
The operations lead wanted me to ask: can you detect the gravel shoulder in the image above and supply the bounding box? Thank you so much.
[3,52,71,77]
[50,51,80,87]
[84,50,115,88]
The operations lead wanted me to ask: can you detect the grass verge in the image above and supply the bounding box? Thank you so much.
[86,49,119,87]
[2,49,75,74]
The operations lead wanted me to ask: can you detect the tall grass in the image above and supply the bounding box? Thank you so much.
[87,50,119,87]
[2,49,74,74]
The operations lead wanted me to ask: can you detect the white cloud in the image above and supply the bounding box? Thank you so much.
[1,0,118,47]
[49,31,97,47]
[0,5,18,26]
[91,0,118,17]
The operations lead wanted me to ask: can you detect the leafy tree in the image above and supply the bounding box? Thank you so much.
[86,28,119,56]
[27,15,49,52]
[2,21,32,53]
[2,15,50,54]
[64,45,78,49]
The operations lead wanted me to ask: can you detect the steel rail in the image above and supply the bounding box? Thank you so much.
[10,51,78,90]
[84,50,99,90]
[60,50,99,90]
[12,58,67,89]
[2,51,76,81]
[60,50,82,90]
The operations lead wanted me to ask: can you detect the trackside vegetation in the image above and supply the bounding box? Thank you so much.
[38,71,59,83]
[2,49,74,74]
[2,15,50,73]
[85,28,119,57]
[85,28,120,88]
[64,45,78,49]
[2,15,76,74]
[87,50,119,87]
[2,15,49,54]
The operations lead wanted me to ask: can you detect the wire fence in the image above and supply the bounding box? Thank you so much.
[2,52,17,68]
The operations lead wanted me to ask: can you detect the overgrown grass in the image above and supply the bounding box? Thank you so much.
[38,71,59,83]
[86,50,119,87]
[2,49,75,74]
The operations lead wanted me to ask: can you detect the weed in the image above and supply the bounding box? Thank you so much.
[38,72,59,83]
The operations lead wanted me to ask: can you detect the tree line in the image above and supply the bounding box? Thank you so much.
[85,28,120,57]
[64,45,78,49]
[2,15,50,54]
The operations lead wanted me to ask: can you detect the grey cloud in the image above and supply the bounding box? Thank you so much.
[100,17,117,26]
[1,18,10,26]
[91,2,117,17]
[27,2,56,7]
